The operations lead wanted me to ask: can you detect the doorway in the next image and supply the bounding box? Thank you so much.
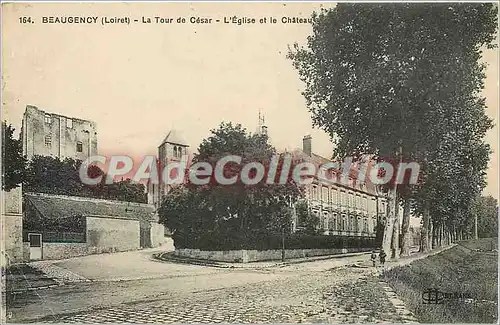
[28,233,42,260]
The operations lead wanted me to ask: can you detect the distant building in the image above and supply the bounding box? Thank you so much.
[287,135,389,237]
[147,129,190,209]
[22,192,165,261]
[21,105,98,161]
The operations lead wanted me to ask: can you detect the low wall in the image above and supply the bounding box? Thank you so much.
[174,247,372,263]
[42,243,88,260]
[86,216,140,252]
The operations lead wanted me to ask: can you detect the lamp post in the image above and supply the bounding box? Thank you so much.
[281,225,285,262]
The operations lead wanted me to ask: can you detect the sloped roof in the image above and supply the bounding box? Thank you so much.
[24,193,157,223]
[285,148,378,196]
[160,129,189,147]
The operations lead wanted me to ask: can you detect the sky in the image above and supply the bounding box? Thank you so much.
[2,2,499,200]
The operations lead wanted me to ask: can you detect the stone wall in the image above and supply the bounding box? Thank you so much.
[150,223,166,247]
[86,216,140,252]
[1,187,25,266]
[42,243,88,260]
[174,247,372,263]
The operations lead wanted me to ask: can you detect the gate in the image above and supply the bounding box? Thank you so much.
[28,233,42,260]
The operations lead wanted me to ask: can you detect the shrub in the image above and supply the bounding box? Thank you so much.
[173,230,376,251]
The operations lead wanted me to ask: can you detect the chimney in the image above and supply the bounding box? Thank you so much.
[303,135,312,156]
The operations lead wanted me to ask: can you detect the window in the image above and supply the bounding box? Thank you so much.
[173,146,178,157]
[66,118,73,128]
[44,114,51,124]
[76,141,83,152]
[44,134,52,147]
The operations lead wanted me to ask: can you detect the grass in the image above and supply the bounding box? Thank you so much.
[382,238,498,324]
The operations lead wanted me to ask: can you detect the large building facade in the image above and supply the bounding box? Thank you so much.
[289,135,388,238]
[21,105,98,160]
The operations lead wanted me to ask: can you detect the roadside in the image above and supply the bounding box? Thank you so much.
[382,238,498,324]
[6,243,445,323]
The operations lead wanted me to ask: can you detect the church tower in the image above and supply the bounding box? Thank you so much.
[147,129,190,208]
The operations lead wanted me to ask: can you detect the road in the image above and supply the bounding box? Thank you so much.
[6,243,420,324]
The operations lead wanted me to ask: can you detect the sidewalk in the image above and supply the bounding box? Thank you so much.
[2,264,60,293]
[351,244,457,272]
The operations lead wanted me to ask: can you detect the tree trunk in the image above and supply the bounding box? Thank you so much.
[391,197,401,259]
[400,199,411,256]
[429,219,434,250]
[382,187,397,259]
[437,223,442,247]
[474,214,478,239]
[421,204,430,253]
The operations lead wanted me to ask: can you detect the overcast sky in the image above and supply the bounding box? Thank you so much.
[3,3,498,200]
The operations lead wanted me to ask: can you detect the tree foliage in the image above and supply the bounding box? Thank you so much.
[2,122,26,191]
[473,195,498,238]
[295,199,320,235]
[24,155,147,203]
[288,3,497,255]
[158,122,304,247]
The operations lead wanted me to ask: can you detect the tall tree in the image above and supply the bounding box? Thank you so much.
[159,122,304,247]
[2,122,26,191]
[473,195,498,238]
[288,3,497,257]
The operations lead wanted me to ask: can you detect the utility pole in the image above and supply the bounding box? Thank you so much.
[281,225,286,262]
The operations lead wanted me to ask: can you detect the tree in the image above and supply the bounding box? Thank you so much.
[24,155,147,203]
[158,122,304,247]
[295,199,320,235]
[2,122,26,191]
[288,3,497,257]
[473,195,498,238]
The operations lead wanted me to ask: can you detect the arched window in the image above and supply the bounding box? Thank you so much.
[173,146,178,158]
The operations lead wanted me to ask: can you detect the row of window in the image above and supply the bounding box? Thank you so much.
[44,114,74,129]
[308,212,377,233]
[309,184,377,212]
[44,135,83,152]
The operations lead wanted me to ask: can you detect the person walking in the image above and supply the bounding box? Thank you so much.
[370,250,377,267]
[379,250,387,268]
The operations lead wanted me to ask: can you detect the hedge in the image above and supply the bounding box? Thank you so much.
[173,230,377,251]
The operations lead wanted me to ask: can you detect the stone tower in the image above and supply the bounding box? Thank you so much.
[147,129,189,208]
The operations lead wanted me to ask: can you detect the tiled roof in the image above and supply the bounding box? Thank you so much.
[24,193,157,223]
[284,148,378,196]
